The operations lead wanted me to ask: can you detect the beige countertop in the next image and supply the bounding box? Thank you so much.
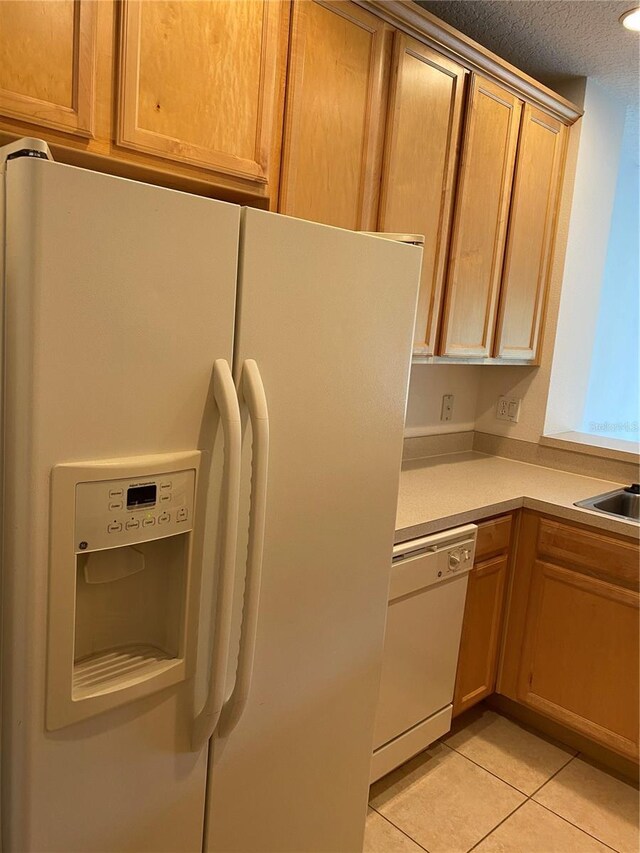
[396,451,640,542]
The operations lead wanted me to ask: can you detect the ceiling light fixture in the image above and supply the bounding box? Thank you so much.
[620,6,640,31]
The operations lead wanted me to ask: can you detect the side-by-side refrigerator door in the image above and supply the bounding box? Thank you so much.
[204,209,422,852]
[1,158,241,853]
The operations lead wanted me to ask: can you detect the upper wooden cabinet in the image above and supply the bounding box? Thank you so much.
[499,512,640,761]
[378,34,466,356]
[117,0,289,189]
[0,0,98,138]
[494,106,567,360]
[439,75,522,357]
[278,0,392,229]
[0,0,579,287]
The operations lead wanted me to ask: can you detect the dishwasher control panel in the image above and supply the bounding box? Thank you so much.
[389,524,477,601]
[446,545,473,574]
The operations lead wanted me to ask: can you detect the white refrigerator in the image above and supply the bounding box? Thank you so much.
[0,143,422,853]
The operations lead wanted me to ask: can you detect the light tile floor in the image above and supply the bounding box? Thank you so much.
[366,709,639,853]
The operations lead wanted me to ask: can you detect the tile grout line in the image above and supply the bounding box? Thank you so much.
[466,752,622,853]
[368,805,432,853]
[529,755,620,849]
[439,741,543,798]
[531,799,621,852]
[465,753,579,852]
[369,720,635,853]
[464,752,575,853]
[466,799,529,852]
[528,752,577,799]
[370,748,527,853]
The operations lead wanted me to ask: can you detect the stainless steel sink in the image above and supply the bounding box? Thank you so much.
[575,485,640,523]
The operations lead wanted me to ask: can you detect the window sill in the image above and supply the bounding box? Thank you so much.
[541,431,640,464]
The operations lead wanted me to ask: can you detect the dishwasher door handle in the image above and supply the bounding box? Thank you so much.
[392,524,478,562]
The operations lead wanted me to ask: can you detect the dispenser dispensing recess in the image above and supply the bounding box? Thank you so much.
[46,451,200,731]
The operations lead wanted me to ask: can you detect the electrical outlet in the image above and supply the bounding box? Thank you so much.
[441,394,454,422]
[496,398,510,420]
[496,396,521,423]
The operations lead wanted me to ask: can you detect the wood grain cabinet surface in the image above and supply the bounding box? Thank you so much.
[494,106,567,361]
[278,0,392,229]
[439,75,522,357]
[499,511,640,761]
[378,33,466,355]
[117,0,289,191]
[453,514,513,716]
[0,0,98,138]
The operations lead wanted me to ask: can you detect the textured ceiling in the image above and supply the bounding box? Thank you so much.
[417,0,640,106]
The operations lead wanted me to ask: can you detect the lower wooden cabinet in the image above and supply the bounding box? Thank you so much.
[453,514,513,716]
[499,511,640,761]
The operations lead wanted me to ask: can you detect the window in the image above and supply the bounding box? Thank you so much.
[581,113,639,443]
[545,83,639,454]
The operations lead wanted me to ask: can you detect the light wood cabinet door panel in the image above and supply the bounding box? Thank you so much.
[517,560,639,759]
[278,0,392,229]
[440,75,522,357]
[0,0,97,137]
[118,0,288,186]
[499,511,640,761]
[494,106,567,361]
[453,553,508,716]
[475,514,513,562]
[378,34,466,355]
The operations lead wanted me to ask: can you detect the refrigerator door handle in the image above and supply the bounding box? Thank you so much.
[218,359,269,737]
[192,358,242,750]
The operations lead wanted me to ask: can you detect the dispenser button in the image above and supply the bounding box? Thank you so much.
[158,512,171,524]
[109,488,123,499]
[142,517,155,528]
[177,507,188,522]
[160,482,172,490]
[108,501,123,511]
[107,522,123,534]
[126,519,140,531]
[160,494,171,503]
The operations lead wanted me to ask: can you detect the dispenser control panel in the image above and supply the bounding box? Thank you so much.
[75,468,195,553]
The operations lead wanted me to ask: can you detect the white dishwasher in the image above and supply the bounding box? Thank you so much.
[371,524,477,782]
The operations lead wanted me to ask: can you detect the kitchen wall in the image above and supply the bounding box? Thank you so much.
[404,364,479,437]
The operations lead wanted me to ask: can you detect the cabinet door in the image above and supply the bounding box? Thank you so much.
[440,75,522,357]
[118,0,288,187]
[278,0,392,229]
[0,0,97,137]
[494,106,567,361]
[378,34,466,356]
[517,560,639,760]
[453,554,508,716]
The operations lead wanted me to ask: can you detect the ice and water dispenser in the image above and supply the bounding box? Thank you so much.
[46,451,200,730]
